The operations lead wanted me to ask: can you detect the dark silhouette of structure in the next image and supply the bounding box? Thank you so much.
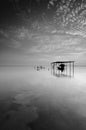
[35,65,45,71]
[57,63,65,72]
[51,61,74,77]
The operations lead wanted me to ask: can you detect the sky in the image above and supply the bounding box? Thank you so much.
[0,0,86,66]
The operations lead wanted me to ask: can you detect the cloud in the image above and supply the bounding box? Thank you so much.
[16,28,34,40]
[65,28,86,38]
[1,26,86,55]
[8,39,21,48]
[1,25,86,66]
[0,30,9,38]
[0,29,22,49]
[27,33,83,55]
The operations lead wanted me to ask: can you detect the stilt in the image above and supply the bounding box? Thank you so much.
[73,61,74,77]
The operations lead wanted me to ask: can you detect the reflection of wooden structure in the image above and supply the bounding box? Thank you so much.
[51,61,74,77]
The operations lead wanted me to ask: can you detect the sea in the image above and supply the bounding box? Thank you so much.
[0,66,86,130]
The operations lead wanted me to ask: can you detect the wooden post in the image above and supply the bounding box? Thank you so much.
[65,63,67,76]
[70,62,71,77]
[73,61,74,77]
[56,63,58,74]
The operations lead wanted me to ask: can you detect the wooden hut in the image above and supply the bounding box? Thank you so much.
[51,61,74,77]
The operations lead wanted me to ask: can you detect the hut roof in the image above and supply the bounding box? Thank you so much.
[51,61,75,64]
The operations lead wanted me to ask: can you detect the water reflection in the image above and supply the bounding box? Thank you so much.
[0,67,86,130]
[51,67,74,78]
[51,70,73,78]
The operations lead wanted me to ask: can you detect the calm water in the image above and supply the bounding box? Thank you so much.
[0,66,86,130]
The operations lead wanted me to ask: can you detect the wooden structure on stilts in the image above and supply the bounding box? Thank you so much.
[51,61,74,77]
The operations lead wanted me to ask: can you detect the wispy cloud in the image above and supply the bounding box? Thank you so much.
[27,34,83,55]
[1,25,86,65]
[8,39,21,48]
[0,30,9,38]
[65,28,86,38]
[16,28,34,40]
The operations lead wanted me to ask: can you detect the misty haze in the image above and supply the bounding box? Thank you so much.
[1,0,86,130]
